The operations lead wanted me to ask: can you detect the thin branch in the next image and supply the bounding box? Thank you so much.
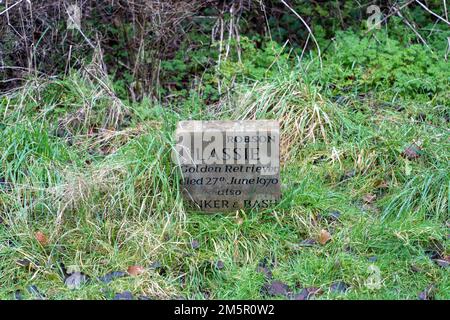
[0,0,23,16]
[63,3,96,49]
[280,0,323,69]
[445,37,450,61]
[415,0,450,26]
[397,10,432,52]
[444,0,449,21]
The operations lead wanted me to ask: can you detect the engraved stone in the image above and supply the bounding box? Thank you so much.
[174,120,281,212]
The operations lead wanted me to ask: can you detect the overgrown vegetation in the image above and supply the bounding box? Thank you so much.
[0,0,449,300]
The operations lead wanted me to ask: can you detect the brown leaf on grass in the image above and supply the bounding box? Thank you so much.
[98,271,127,283]
[215,260,225,270]
[190,239,200,249]
[127,265,146,276]
[340,169,356,182]
[433,255,449,268]
[363,194,377,204]
[65,272,88,290]
[291,287,322,300]
[16,258,34,268]
[402,143,422,160]
[418,285,436,300]
[35,231,48,246]
[299,238,317,247]
[318,229,332,245]
[113,291,134,300]
[376,180,389,189]
[263,280,290,297]
[330,281,349,293]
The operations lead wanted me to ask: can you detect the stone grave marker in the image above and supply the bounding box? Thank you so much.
[174,120,281,212]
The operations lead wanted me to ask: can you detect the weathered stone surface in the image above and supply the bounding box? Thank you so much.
[174,120,280,212]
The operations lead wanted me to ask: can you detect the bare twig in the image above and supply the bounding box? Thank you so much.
[444,0,449,21]
[415,0,450,26]
[280,0,323,69]
[0,0,23,16]
[445,37,450,61]
[397,10,432,51]
[63,3,96,49]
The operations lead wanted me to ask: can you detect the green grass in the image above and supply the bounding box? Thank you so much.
[0,32,449,300]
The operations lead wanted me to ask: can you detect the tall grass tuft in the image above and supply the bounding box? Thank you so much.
[382,169,449,220]
[229,66,349,162]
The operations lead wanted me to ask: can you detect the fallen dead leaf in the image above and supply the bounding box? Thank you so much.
[433,256,449,268]
[65,272,88,290]
[340,169,356,182]
[149,261,163,270]
[263,280,290,297]
[299,238,317,247]
[215,260,225,270]
[27,285,45,300]
[291,287,322,300]
[14,290,23,300]
[113,291,134,300]
[363,194,377,204]
[127,265,146,276]
[418,285,436,300]
[35,231,48,246]
[16,258,33,268]
[257,263,273,280]
[330,281,349,293]
[402,142,422,160]
[98,271,127,283]
[376,180,389,189]
[318,229,332,245]
[190,239,200,250]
